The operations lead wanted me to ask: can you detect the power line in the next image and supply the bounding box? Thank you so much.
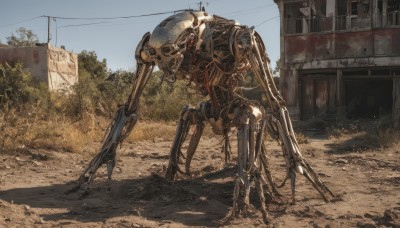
[43,9,187,21]
[254,16,279,28]
[57,18,160,30]
[58,21,113,28]
[0,16,42,29]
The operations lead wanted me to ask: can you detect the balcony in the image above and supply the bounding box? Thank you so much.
[388,10,400,26]
[284,12,400,35]
[285,16,333,34]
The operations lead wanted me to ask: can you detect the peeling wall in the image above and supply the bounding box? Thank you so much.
[285,28,400,63]
[276,0,400,120]
[0,45,78,91]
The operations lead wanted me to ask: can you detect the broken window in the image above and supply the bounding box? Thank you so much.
[284,1,307,34]
[388,0,400,26]
[336,0,348,30]
[374,0,383,27]
[336,0,372,30]
[285,0,331,34]
[350,1,358,16]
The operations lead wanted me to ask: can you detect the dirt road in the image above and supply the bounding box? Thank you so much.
[1,129,399,227]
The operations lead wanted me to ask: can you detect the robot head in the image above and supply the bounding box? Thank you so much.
[144,11,211,81]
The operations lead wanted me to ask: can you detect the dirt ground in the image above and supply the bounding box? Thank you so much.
[0,125,399,227]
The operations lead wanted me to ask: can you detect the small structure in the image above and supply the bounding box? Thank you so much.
[0,44,78,91]
[274,0,400,126]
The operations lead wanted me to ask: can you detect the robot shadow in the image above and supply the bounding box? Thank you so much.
[0,167,253,226]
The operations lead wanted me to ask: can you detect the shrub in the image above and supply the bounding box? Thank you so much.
[0,62,50,110]
[140,71,203,121]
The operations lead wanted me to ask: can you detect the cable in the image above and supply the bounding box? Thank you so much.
[254,16,279,28]
[57,18,161,30]
[0,16,42,29]
[57,21,113,28]
[43,9,187,21]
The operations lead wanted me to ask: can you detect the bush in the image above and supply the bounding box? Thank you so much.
[0,54,205,153]
[0,62,56,150]
[0,62,50,110]
[140,71,203,121]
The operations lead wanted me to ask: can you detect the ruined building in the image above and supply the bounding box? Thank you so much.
[0,44,78,91]
[274,0,400,126]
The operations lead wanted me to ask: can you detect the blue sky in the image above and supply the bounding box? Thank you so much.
[0,0,280,71]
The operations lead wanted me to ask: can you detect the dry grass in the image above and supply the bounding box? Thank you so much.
[126,121,178,143]
[126,120,216,143]
[2,106,398,155]
[375,128,400,147]
[295,132,310,144]
[0,109,198,153]
[0,111,97,153]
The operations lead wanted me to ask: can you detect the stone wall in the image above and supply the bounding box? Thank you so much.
[0,45,78,91]
[48,47,78,91]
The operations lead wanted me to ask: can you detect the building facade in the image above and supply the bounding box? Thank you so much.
[274,0,400,125]
[0,44,78,91]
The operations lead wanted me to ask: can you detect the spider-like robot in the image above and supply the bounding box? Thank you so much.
[69,10,335,223]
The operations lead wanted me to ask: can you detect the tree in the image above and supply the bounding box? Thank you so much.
[272,57,281,78]
[7,27,39,47]
[78,50,108,80]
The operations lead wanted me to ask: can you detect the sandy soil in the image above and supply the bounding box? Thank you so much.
[0,126,399,227]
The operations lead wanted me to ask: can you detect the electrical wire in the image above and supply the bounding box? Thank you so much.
[43,9,187,20]
[254,16,279,28]
[57,18,161,30]
[41,9,188,29]
[58,21,114,28]
[0,16,42,29]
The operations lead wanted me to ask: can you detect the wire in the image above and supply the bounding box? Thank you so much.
[43,9,187,21]
[58,21,113,28]
[0,16,42,29]
[254,16,279,28]
[57,18,161,30]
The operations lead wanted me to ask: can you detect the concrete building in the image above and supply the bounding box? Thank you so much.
[274,0,400,126]
[0,44,78,91]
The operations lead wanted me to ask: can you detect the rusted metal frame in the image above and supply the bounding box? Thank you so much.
[302,159,336,198]
[185,119,205,176]
[222,130,232,164]
[126,63,155,114]
[255,175,269,224]
[68,58,154,194]
[243,113,257,213]
[165,106,193,180]
[232,110,250,217]
[259,141,282,197]
[246,28,337,204]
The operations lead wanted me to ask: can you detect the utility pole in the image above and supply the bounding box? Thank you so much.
[53,18,58,47]
[47,16,51,44]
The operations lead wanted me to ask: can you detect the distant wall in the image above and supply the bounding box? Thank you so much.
[48,47,78,91]
[0,45,78,91]
[0,46,49,83]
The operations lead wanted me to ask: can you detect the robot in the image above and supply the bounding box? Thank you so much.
[68,10,335,223]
